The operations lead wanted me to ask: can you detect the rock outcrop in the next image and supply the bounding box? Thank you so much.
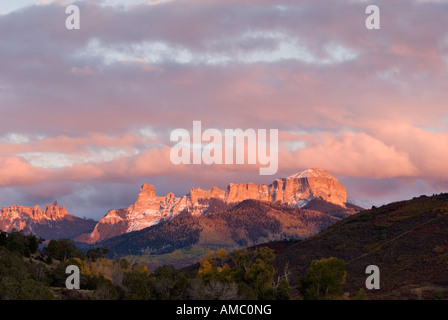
[0,201,68,231]
[0,202,96,240]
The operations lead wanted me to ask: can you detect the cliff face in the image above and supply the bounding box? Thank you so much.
[80,168,349,243]
[225,169,347,207]
[0,202,68,232]
[0,202,96,240]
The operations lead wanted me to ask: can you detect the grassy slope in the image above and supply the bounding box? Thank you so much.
[272,194,448,299]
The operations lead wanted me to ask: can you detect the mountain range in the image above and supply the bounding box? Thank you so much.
[76,168,352,244]
[0,202,96,240]
[0,169,361,260]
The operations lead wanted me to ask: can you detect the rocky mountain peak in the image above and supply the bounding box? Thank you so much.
[0,201,70,235]
[189,186,226,204]
[138,184,157,200]
[43,201,68,220]
[132,184,157,211]
[281,168,347,207]
[288,168,334,179]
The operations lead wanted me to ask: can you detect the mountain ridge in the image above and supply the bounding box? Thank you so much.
[269,193,448,299]
[78,168,350,243]
[0,201,97,240]
[0,168,357,247]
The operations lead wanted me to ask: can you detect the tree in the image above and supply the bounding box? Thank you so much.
[0,247,33,299]
[198,257,216,282]
[93,276,118,300]
[18,279,53,300]
[123,271,151,300]
[244,254,275,299]
[132,262,150,276]
[195,246,278,300]
[198,250,231,284]
[151,265,190,300]
[44,239,84,261]
[273,261,291,300]
[86,247,109,261]
[228,247,276,300]
[49,258,92,289]
[203,280,239,300]
[274,278,291,300]
[0,230,43,257]
[298,257,346,300]
[354,288,368,300]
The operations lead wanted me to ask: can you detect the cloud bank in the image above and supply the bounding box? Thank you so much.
[0,0,447,217]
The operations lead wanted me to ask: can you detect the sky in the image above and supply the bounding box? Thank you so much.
[1,0,448,219]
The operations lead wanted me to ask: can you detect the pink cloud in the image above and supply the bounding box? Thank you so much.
[279,131,418,178]
[370,123,448,179]
[0,156,46,186]
[0,0,448,213]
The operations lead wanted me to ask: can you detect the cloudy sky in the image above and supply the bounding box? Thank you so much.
[0,0,448,219]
